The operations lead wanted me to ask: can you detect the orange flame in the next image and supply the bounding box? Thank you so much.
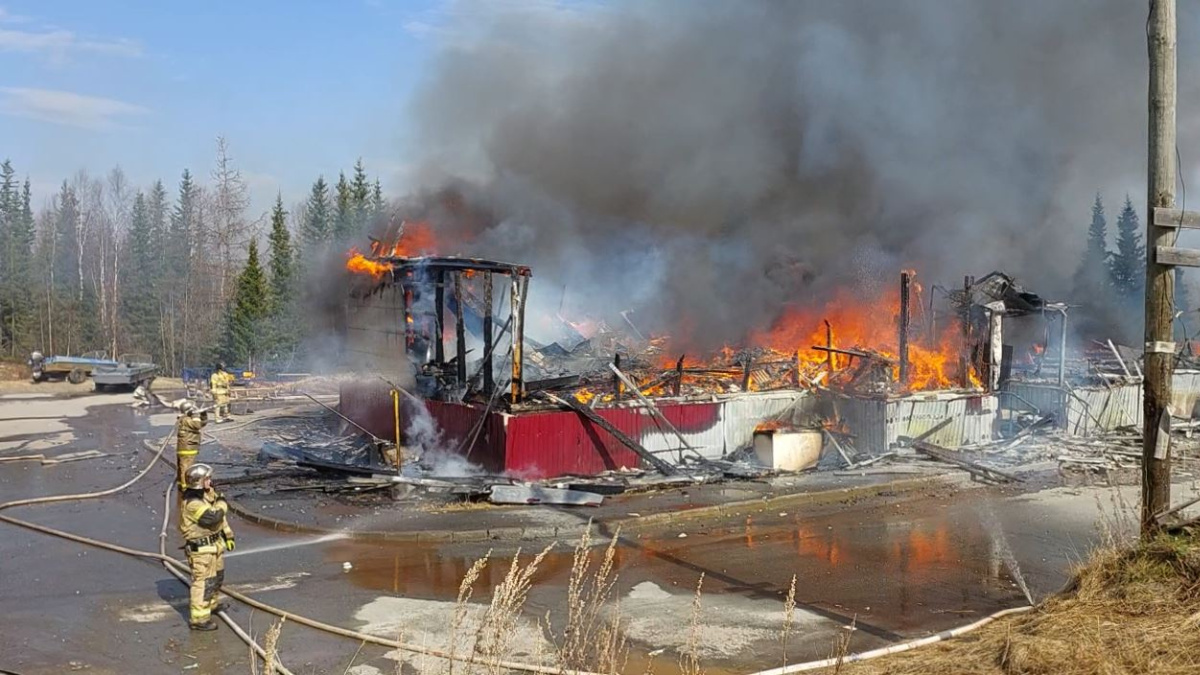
[653,272,980,393]
[389,221,438,258]
[346,248,393,281]
[347,222,439,280]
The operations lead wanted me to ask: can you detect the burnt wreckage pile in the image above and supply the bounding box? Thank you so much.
[329,247,1200,498]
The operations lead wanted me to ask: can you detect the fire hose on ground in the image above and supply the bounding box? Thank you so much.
[0,422,1038,675]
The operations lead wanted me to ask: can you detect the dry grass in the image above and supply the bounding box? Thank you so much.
[250,618,284,675]
[474,543,555,675]
[781,574,797,667]
[555,527,628,675]
[838,531,1200,675]
[679,574,705,675]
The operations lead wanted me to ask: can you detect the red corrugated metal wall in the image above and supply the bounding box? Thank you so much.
[424,399,507,474]
[341,380,726,479]
[503,408,643,478]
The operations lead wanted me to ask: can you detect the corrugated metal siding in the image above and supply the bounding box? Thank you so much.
[831,393,996,453]
[338,380,396,440]
[885,394,997,448]
[720,392,810,459]
[339,386,815,478]
[1064,384,1142,435]
[504,408,645,478]
[1173,370,1200,418]
[425,400,508,474]
[637,402,725,462]
[1001,382,1065,419]
[1004,381,1143,435]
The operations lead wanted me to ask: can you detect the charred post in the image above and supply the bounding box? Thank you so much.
[899,272,911,384]
[402,281,415,355]
[434,269,445,364]
[792,350,801,387]
[959,275,973,388]
[483,272,494,395]
[741,358,752,391]
[673,355,685,397]
[510,274,528,403]
[825,319,835,372]
[612,353,623,400]
[454,272,467,385]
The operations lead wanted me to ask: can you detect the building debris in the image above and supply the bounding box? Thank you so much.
[488,484,604,507]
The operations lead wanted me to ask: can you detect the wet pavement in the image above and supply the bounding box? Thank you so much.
[0,391,1174,674]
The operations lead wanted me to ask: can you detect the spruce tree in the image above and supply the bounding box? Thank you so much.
[0,160,16,353]
[1073,194,1109,294]
[301,175,331,255]
[51,181,80,296]
[120,192,159,354]
[3,178,35,354]
[266,195,297,360]
[1109,196,1146,301]
[371,179,385,222]
[166,173,193,281]
[221,239,270,368]
[351,158,371,234]
[334,172,353,241]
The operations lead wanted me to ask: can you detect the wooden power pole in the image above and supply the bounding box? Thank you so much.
[1143,0,1177,534]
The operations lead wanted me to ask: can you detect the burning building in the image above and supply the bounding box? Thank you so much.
[334,223,1059,479]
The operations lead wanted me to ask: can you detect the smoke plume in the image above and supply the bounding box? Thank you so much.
[393,1,1200,348]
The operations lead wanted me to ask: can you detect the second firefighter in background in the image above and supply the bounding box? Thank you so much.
[209,363,233,423]
[175,401,207,488]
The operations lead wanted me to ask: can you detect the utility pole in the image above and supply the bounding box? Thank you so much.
[1143,0,1177,535]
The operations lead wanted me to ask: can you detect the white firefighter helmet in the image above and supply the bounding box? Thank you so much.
[184,463,213,489]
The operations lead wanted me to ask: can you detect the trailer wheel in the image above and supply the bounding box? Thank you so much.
[67,368,87,385]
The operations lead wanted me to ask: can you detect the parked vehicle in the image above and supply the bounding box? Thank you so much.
[93,353,159,392]
[28,351,119,384]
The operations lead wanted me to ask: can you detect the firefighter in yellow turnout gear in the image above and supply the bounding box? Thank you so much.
[209,363,233,423]
[179,464,235,631]
[175,401,207,489]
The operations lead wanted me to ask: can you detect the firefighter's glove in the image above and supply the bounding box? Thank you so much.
[225,537,236,552]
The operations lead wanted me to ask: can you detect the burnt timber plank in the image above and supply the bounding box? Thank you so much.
[1153,207,1200,228]
[1156,245,1200,267]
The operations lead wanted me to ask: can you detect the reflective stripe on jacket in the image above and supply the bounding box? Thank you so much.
[177,413,205,455]
[180,488,230,544]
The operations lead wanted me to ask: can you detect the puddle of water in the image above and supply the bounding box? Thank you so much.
[322,494,1045,671]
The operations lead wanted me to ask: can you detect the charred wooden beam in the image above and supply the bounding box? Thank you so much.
[612,353,623,401]
[454,272,467,384]
[811,345,894,364]
[483,272,494,395]
[673,355,685,397]
[510,275,528,403]
[434,269,445,364]
[825,319,835,372]
[899,272,911,384]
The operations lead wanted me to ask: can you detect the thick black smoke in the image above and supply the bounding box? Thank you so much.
[395,1,1200,349]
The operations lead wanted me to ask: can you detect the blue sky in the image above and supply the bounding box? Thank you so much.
[0,1,445,214]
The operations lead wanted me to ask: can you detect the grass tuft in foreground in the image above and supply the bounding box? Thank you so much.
[839,531,1200,675]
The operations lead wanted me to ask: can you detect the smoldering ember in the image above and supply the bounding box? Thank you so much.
[6,2,1200,675]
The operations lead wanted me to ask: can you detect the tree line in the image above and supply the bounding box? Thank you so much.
[0,138,387,375]
[1073,193,1190,339]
